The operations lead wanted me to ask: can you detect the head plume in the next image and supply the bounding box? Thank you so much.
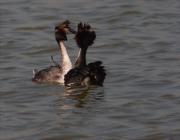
[75,22,96,48]
[55,20,75,41]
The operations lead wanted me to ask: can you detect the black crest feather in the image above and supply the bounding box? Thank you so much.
[75,23,96,48]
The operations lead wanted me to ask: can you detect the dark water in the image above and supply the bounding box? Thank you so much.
[1,0,180,140]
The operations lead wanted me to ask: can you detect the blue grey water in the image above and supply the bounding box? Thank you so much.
[0,0,180,140]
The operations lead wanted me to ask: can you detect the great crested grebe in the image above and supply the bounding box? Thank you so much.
[32,20,75,84]
[64,22,106,87]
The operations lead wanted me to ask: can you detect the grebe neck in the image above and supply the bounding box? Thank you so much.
[58,41,72,73]
[75,47,87,67]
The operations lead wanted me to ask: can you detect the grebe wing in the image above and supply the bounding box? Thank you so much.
[64,66,90,87]
[87,61,106,86]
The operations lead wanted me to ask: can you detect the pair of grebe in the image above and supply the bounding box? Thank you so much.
[32,20,106,87]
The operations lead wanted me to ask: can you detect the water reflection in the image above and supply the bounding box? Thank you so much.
[65,87,105,108]
[50,87,105,140]
[55,87,105,110]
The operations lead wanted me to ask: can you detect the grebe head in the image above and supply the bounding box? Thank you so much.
[75,22,96,49]
[55,20,76,42]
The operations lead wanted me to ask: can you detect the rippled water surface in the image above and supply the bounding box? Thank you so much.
[1,0,180,140]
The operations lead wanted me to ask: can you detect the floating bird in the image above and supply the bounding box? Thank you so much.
[32,20,75,84]
[64,22,106,88]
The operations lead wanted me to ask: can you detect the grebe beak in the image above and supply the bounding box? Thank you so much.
[68,27,76,34]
